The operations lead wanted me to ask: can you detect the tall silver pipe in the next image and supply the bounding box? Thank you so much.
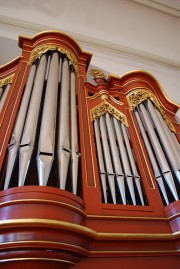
[0,84,11,112]
[94,119,108,203]
[37,52,59,186]
[70,68,80,195]
[99,115,116,204]
[105,113,126,204]
[147,100,180,184]
[19,54,47,186]
[139,103,178,200]
[135,110,169,205]
[4,63,37,189]
[58,58,71,190]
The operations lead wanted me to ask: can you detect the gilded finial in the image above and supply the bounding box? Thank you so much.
[89,69,107,81]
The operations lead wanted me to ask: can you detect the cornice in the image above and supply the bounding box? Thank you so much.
[0,15,180,70]
[132,0,180,18]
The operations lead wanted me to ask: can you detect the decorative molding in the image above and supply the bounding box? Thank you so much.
[0,73,14,88]
[0,241,178,258]
[132,0,180,18]
[0,199,86,217]
[127,89,176,132]
[0,15,180,70]
[0,218,179,240]
[29,44,78,73]
[0,258,76,265]
[90,101,128,126]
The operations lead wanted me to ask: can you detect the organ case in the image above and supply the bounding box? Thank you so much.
[0,31,179,269]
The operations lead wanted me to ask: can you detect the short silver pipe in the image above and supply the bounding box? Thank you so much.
[113,118,144,205]
[99,115,116,204]
[121,124,139,205]
[105,113,126,204]
[94,119,108,203]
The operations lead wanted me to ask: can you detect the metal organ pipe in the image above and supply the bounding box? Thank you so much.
[135,110,169,205]
[139,103,178,201]
[113,118,132,204]
[4,62,37,189]
[156,110,180,164]
[37,52,59,186]
[105,113,126,204]
[94,119,108,203]
[155,107,180,181]
[70,67,80,195]
[121,124,138,205]
[58,58,71,190]
[99,115,116,204]
[146,100,180,184]
[19,54,47,186]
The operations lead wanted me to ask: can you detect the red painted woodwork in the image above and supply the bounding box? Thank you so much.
[0,31,179,268]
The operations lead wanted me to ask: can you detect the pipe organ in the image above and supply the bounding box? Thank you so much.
[0,31,179,269]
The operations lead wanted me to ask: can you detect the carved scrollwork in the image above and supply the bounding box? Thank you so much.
[127,90,156,110]
[127,89,176,132]
[29,44,78,73]
[0,74,14,88]
[90,101,128,126]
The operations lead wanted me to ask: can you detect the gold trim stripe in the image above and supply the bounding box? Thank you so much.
[0,258,75,265]
[90,249,178,255]
[87,214,167,221]
[1,199,178,221]
[0,240,89,256]
[0,218,179,240]
[0,240,178,257]
[0,199,85,217]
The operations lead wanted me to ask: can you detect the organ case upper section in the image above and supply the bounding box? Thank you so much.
[0,31,179,209]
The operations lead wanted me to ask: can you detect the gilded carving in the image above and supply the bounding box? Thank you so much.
[0,74,14,88]
[89,69,107,80]
[90,101,128,126]
[29,44,78,73]
[127,89,176,132]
